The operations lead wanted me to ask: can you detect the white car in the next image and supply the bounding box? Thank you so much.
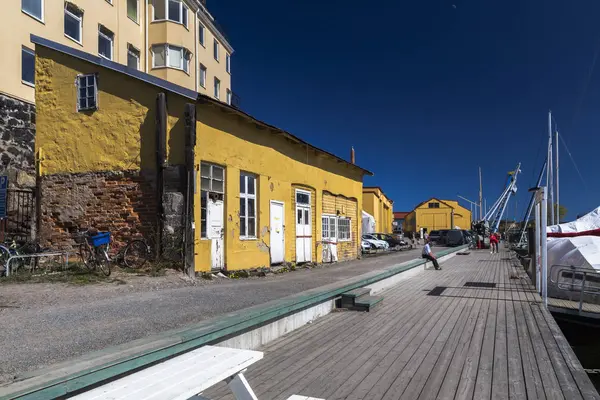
[361,240,374,253]
[362,234,389,250]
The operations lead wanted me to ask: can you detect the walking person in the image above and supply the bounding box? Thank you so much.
[490,232,499,254]
[422,238,441,270]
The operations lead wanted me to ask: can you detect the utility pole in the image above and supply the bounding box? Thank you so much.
[556,129,560,223]
[479,167,483,220]
[547,111,555,225]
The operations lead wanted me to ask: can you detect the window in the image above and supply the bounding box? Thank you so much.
[153,0,188,26]
[214,77,220,99]
[22,0,43,21]
[98,26,114,60]
[64,3,83,43]
[152,44,190,73]
[296,191,310,205]
[322,216,337,241]
[21,47,35,86]
[127,0,138,22]
[199,64,207,88]
[76,74,98,111]
[200,163,224,238]
[213,38,219,61]
[428,202,440,209]
[199,24,205,46]
[226,53,231,74]
[239,173,257,238]
[127,44,140,70]
[226,89,232,105]
[338,218,351,241]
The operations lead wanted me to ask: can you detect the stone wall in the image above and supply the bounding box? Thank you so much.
[39,170,158,251]
[0,93,36,187]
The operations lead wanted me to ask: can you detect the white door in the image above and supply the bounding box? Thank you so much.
[270,201,285,264]
[322,216,337,263]
[295,205,312,263]
[208,198,224,270]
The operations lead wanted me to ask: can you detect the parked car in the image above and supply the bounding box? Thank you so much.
[361,240,375,253]
[438,229,450,245]
[446,229,467,246]
[362,234,389,250]
[428,230,441,243]
[372,233,408,250]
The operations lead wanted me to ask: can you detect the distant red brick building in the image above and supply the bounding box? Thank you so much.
[393,211,410,232]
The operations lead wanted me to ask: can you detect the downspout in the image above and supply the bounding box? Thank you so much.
[194,11,198,92]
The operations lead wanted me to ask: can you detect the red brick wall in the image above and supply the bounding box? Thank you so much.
[39,170,157,251]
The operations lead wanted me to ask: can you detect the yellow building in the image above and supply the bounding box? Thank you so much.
[404,198,472,234]
[3,0,233,104]
[362,187,394,233]
[32,35,373,273]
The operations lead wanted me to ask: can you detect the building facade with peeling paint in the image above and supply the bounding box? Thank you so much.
[32,35,372,273]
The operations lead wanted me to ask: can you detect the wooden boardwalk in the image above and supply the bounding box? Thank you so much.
[204,250,600,400]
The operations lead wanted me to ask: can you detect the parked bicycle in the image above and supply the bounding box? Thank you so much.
[75,228,151,276]
[0,237,49,276]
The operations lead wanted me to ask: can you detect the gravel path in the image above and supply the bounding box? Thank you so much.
[0,249,423,383]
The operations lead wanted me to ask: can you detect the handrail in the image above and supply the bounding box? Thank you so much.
[549,264,600,313]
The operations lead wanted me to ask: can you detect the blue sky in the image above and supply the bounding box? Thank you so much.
[209,0,599,221]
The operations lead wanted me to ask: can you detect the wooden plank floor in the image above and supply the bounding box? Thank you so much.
[204,250,600,400]
[547,297,600,315]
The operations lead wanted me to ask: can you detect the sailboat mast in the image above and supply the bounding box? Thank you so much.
[556,129,560,224]
[547,111,555,225]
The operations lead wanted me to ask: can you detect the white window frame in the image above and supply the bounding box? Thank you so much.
[21,47,36,87]
[98,26,114,60]
[152,44,190,73]
[64,3,83,44]
[225,53,231,74]
[199,64,207,88]
[153,0,188,27]
[321,215,337,242]
[226,89,231,105]
[127,44,140,70]
[240,172,257,239]
[22,0,44,23]
[213,38,219,61]
[76,74,98,112]
[337,217,351,241]
[199,23,205,46]
[127,0,139,23]
[200,162,225,239]
[214,77,220,99]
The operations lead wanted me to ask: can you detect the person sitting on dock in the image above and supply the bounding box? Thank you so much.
[422,238,441,270]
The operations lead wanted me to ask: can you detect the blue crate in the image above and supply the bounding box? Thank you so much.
[89,232,110,248]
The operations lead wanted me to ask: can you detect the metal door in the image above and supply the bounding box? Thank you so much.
[270,201,285,264]
[208,197,224,270]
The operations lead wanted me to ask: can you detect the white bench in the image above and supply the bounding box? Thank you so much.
[71,345,263,400]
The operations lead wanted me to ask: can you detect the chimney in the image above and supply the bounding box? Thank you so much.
[350,147,355,164]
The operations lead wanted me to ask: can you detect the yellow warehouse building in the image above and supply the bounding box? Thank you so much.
[362,187,394,233]
[32,35,372,273]
[404,198,472,234]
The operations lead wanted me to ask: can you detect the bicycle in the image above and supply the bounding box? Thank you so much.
[75,229,111,276]
[0,237,48,276]
[75,229,151,275]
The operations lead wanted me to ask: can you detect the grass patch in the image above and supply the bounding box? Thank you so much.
[0,263,113,285]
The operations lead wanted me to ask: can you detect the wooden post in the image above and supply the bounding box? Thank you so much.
[184,103,196,277]
[155,93,167,260]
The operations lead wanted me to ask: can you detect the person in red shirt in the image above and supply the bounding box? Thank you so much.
[490,232,499,254]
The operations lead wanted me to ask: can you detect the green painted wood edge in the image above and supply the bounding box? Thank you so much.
[354,296,384,306]
[341,287,371,298]
[3,245,466,400]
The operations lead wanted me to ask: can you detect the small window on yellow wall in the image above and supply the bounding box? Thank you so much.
[240,172,257,238]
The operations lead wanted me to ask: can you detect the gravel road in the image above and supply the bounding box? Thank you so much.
[0,248,422,383]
